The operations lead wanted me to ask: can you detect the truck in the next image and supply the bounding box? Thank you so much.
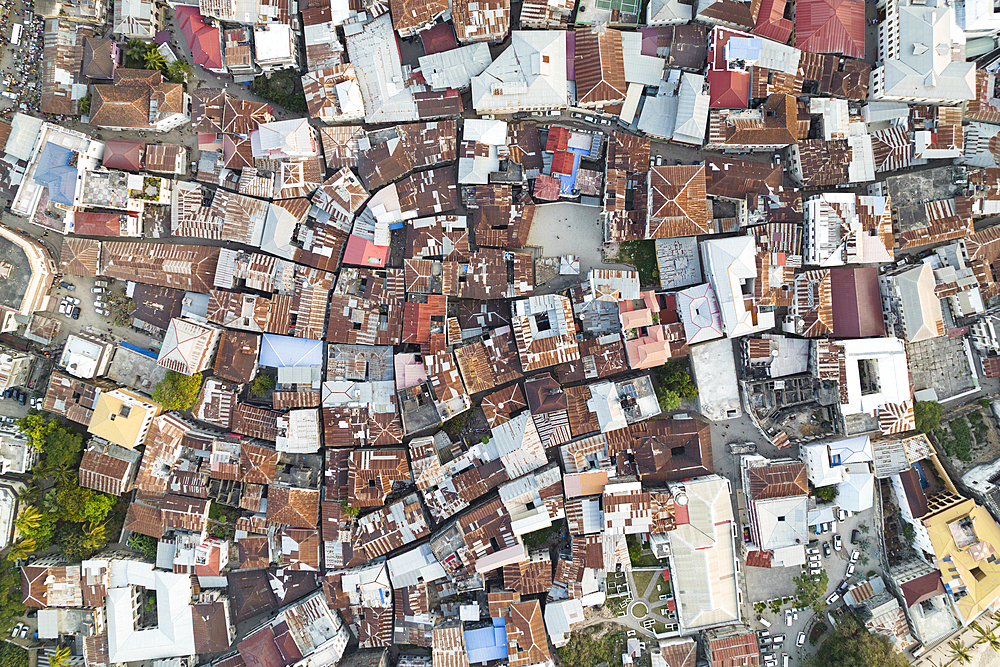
[59,281,76,291]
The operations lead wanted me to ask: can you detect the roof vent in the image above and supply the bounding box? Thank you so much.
[674,491,688,506]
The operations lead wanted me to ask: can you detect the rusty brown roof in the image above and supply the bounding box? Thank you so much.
[647,165,710,238]
[575,28,627,106]
[747,461,808,499]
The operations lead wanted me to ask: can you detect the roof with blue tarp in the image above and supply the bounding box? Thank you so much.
[259,334,324,368]
[34,142,78,205]
[465,618,508,664]
[119,341,158,359]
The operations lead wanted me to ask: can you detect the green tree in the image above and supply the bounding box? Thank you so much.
[250,374,276,397]
[14,505,43,535]
[49,646,71,667]
[144,49,167,71]
[55,479,114,524]
[17,412,58,450]
[807,617,908,667]
[948,639,973,665]
[152,371,203,411]
[0,559,26,633]
[914,401,943,433]
[166,59,194,83]
[127,533,159,561]
[78,94,91,115]
[339,500,360,517]
[655,359,698,400]
[0,642,28,667]
[655,387,681,412]
[973,622,1000,652]
[44,427,85,470]
[794,569,829,612]
[126,38,150,63]
[4,537,35,564]
[812,485,837,504]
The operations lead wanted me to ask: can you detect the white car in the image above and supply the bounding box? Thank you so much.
[796,632,806,647]
[785,610,792,626]
[67,296,80,305]
[826,592,840,605]
[850,549,861,564]
[847,562,856,576]
[95,308,110,317]
[834,534,843,551]
[91,286,105,294]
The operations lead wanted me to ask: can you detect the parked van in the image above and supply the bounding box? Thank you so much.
[757,615,772,628]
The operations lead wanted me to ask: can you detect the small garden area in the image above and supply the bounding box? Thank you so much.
[557,628,625,667]
[522,519,563,548]
[617,240,658,287]
[809,621,827,645]
[250,69,308,113]
[933,412,988,462]
[633,570,655,595]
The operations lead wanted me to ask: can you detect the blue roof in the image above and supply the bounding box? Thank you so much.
[33,142,78,206]
[465,619,508,664]
[119,341,158,359]
[259,334,323,368]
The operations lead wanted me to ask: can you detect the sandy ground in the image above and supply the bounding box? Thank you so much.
[527,202,633,294]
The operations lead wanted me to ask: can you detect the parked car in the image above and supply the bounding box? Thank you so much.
[796,633,806,648]
[847,562,856,576]
[758,616,772,629]
[91,287,105,294]
[19,625,27,639]
[823,541,832,557]
[58,302,70,315]
[837,509,847,522]
[784,610,792,626]
[71,307,81,320]
[851,529,860,544]
[771,635,784,645]
[850,549,861,564]
[95,280,109,288]
[10,624,20,638]
[826,592,840,605]
[17,392,25,406]
[95,308,110,317]
[59,281,75,291]
[67,296,80,305]
[834,534,843,551]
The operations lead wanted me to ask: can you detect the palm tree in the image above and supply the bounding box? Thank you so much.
[5,537,35,563]
[948,639,973,665]
[127,39,147,60]
[49,646,71,667]
[82,522,106,551]
[144,49,166,72]
[975,622,1000,652]
[14,505,42,535]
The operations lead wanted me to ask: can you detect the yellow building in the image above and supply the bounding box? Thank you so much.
[87,389,162,450]
[924,496,1000,624]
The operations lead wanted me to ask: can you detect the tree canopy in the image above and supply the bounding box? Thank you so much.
[807,618,908,667]
[17,412,58,450]
[250,374,276,397]
[655,359,698,400]
[152,371,203,411]
[794,569,829,612]
[914,401,943,433]
[55,479,115,524]
[813,485,837,504]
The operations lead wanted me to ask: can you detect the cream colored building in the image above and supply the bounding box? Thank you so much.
[87,388,162,450]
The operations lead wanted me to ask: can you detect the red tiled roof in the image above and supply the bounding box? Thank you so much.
[102,139,144,170]
[745,550,772,568]
[176,6,222,70]
[74,211,124,236]
[984,356,1000,378]
[795,0,865,59]
[707,70,749,108]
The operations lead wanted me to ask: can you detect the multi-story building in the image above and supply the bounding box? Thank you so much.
[871,0,975,104]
